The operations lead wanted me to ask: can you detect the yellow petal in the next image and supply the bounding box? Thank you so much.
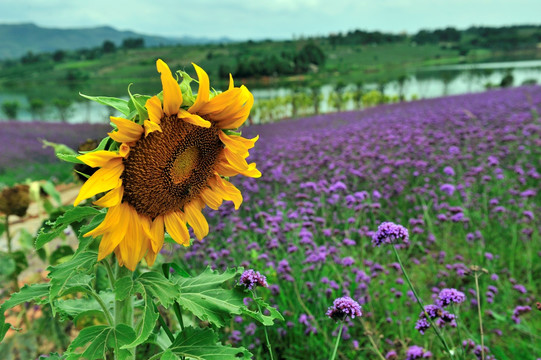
[228,74,234,90]
[223,147,250,170]
[145,249,159,267]
[145,96,163,124]
[93,184,124,208]
[198,88,242,116]
[149,215,165,253]
[219,132,258,154]
[109,117,144,143]
[188,63,210,114]
[164,211,190,246]
[184,201,209,241]
[97,203,130,261]
[156,59,182,116]
[84,202,123,238]
[211,175,243,209]
[77,150,123,168]
[119,144,130,158]
[214,161,240,177]
[74,163,124,206]
[118,205,147,271]
[177,109,211,128]
[216,88,254,129]
[144,120,163,137]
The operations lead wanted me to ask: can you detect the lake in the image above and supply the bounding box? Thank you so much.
[2,59,541,123]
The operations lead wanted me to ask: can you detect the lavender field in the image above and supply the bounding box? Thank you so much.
[171,86,540,359]
[2,86,540,359]
[0,122,109,184]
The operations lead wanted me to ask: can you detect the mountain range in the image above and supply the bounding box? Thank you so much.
[0,23,233,60]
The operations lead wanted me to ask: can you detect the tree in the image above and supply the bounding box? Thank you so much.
[1,101,20,119]
[52,50,66,62]
[122,38,144,49]
[28,98,45,120]
[52,98,72,122]
[102,40,116,53]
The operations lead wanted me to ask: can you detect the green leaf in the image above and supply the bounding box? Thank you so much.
[167,326,251,360]
[138,272,179,308]
[160,349,181,360]
[0,283,50,341]
[39,353,65,360]
[56,292,114,323]
[0,221,4,237]
[79,93,130,116]
[36,206,100,249]
[114,276,135,301]
[41,180,62,205]
[0,283,49,311]
[174,267,244,327]
[127,86,149,125]
[178,70,196,107]
[41,140,79,164]
[49,245,75,265]
[17,228,34,251]
[58,273,95,296]
[66,324,136,360]
[121,282,158,349]
[0,251,16,278]
[243,297,284,326]
[48,251,97,309]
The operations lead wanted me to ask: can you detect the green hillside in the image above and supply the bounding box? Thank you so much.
[1,25,540,105]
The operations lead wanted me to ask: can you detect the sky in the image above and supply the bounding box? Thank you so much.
[1,0,541,40]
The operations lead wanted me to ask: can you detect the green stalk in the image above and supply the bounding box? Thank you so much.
[361,320,386,360]
[391,245,454,359]
[155,304,175,343]
[115,265,135,360]
[474,272,485,360]
[329,321,344,360]
[103,260,116,289]
[4,216,19,292]
[253,290,275,360]
[453,306,466,360]
[86,290,114,326]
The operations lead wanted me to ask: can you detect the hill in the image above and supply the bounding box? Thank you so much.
[0,23,232,60]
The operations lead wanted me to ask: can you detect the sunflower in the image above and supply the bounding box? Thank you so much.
[74,59,260,271]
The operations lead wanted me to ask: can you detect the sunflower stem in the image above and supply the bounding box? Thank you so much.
[115,264,135,360]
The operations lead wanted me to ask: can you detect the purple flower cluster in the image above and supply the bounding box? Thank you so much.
[436,288,466,307]
[372,222,409,247]
[512,305,531,324]
[405,345,432,359]
[415,304,456,334]
[326,296,362,321]
[238,269,269,290]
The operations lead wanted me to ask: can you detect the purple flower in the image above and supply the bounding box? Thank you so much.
[436,288,466,308]
[439,183,456,196]
[406,345,432,359]
[443,166,455,176]
[372,222,409,247]
[326,296,362,321]
[239,269,269,290]
[512,305,531,324]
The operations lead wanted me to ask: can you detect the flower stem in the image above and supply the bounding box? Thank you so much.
[329,321,344,360]
[103,259,116,289]
[253,290,275,360]
[453,306,466,360]
[474,272,485,360]
[115,264,135,360]
[86,290,114,326]
[361,320,386,360]
[4,216,19,292]
[391,245,454,359]
[155,304,175,343]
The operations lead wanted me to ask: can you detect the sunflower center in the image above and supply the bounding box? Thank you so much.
[122,116,223,219]
[171,146,199,184]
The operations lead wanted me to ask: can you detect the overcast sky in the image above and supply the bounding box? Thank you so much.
[1,0,540,40]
